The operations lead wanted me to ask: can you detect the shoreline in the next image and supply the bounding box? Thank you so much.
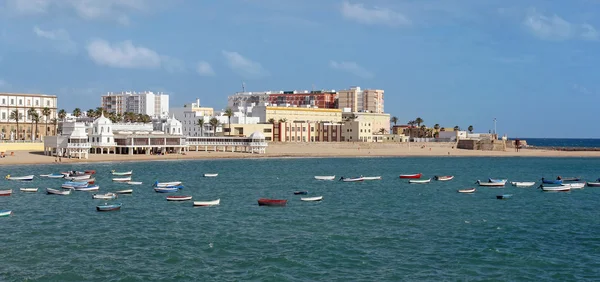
[1,142,600,166]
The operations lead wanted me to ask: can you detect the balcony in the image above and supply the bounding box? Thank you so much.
[67,142,91,148]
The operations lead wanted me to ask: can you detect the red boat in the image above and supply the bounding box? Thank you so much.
[85,170,96,175]
[258,198,287,206]
[399,173,422,179]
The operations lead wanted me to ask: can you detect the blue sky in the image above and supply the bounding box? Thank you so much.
[0,0,599,138]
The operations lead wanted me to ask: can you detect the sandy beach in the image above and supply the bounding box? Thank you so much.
[1,142,599,166]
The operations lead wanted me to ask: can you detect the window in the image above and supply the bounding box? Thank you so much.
[35,100,39,106]
[46,101,50,106]
[1,113,4,120]
[19,99,22,105]
[286,136,290,141]
[311,127,314,131]
[10,99,14,105]
[265,137,272,141]
[263,128,272,133]
[1,99,4,104]
[292,136,295,141]
[101,127,104,133]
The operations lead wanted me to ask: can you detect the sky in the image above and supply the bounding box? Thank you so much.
[0,0,599,138]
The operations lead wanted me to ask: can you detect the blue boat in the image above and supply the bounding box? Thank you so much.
[294,191,308,195]
[489,178,508,183]
[154,187,179,193]
[166,185,184,189]
[96,203,122,212]
[496,194,513,200]
[542,178,562,185]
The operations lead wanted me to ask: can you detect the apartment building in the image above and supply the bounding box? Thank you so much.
[101,91,169,119]
[0,92,58,140]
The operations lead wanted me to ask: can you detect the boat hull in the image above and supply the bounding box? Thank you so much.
[409,179,431,184]
[294,191,308,195]
[511,182,536,187]
[0,210,12,217]
[203,174,218,177]
[258,198,287,206]
[126,182,143,185]
[587,182,600,187]
[46,188,71,195]
[92,193,117,200]
[477,180,506,187]
[458,188,476,193]
[435,176,454,181]
[166,196,192,201]
[96,204,121,212]
[399,173,422,179]
[115,189,133,194]
[0,189,13,196]
[301,196,323,202]
[154,187,179,193]
[314,176,335,180]
[340,177,364,182]
[5,175,34,181]
[20,188,38,192]
[193,199,220,206]
[496,194,513,200]
[540,186,570,192]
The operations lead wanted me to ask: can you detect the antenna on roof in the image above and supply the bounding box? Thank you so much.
[312,84,315,91]
[242,82,246,92]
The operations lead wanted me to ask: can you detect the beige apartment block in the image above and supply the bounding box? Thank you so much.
[0,92,58,140]
[252,106,342,124]
[218,123,274,141]
[343,112,390,134]
[273,121,342,142]
[337,86,385,114]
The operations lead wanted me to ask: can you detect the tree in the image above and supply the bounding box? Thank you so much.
[420,125,427,138]
[27,107,36,140]
[209,117,219,136]
[267,118,275,124]
[86,109,95,118]
[9,109,22,140]
[434,124,440,131]
[224,108,234,136]
[197,118,205,136]
[345,114,358,121]
[378,128,386,134]
[42,107,51,137]
[468,125,473,133]
[278,118,287,123]
[390,116,398,126]
[454,126,460,131]
[95,107,104,117]
[32,112,40,140]
[415,117,424,127]
[73,108,82,118]
[58,109,67,121]
[440,127,446,132]
[51,118,58,134]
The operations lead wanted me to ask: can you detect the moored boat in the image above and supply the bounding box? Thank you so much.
[294,191,308,195]
[477,180,507,187]
[193,199,220,206]
[153,181,182,187]
[154,187,179,193]
[92,192,117,200]
[0,210,12,217]
[511,181,536,187]
[85,170,96,175]
[74,185,100,192]
[362,176,382,181]
[457,188,476,193]
[542,178,562,185]
[20,188,38,192]
[96,203,122,212]
[409,178,431,184]
[489,178,508,183]
[562,177,581,182]
[61,182,88,189]
[126,181,143,185]
[339,176,364,182]
[0,189,13,196]
[539,185,570,192]
[203,173,218,177]
[112,177,132,182]
[399,173,422,179]
[166,195,192,201]
[5,174,34,181]
[435,175,454,181]
[46,188,71,195]
[587,182,600,187]
[114,189,133,194]
[496,194,513,200]
[301,196,323,202]
[258,198,287,206]
[64,174,92,181]
[111,170,133,176]
[314,175,335,180]
[563,183,585,189]
[40,173,64,178]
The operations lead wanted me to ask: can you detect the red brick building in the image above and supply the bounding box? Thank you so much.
[268,90,337,109]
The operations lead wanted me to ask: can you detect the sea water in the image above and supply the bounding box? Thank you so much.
[1,157,600,281]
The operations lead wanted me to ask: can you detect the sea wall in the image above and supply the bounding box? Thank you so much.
[457,139,506,151]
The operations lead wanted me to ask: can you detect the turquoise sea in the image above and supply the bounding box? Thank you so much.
[2,157,600,281]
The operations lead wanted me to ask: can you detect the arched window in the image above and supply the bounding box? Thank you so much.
[101,127,104,133]
[108,127,110,132]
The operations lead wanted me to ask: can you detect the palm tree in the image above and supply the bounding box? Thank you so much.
[95,107,104,117]
[86,109,95,118]
[209,117,219,136]
[407,120,416,138]
[378,128,386,134]
[73,108,82,118]
[51,118,58,135]
[454,126,460,131]
[197,118,205,136]
[32,113,40,140]
[42,107,51,137]
[224,108,234,136]
[468,125,473,133]
[415,117,424,127]
[58,109,67,121]
[390,116,398,126]
[420,125,427,137]
[440,127,446,132]
[267,118,275,124]
[434,124,440,131]
[278,118,287,123]
[9,109,22,140]
[27,107,36,140]
[141,114,152,123]
[345,114,358,122]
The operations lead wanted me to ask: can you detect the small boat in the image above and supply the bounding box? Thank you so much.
[511,181,536,187]
[562,177,581,182]
[112,177,132,182]
[96,203,122,212]
[166,195,192,201]
[539,185,570,192]
[457,188,476,193]
[40,173,64,178]
[587,182,600,187]
[154,187,179,193]
[0,189,13,196]
[153,181,182,187]
[92,192,117,200]
[399,173,422,179]
[542,178,562,185]
[301,196,323,202]
[111,170,133,176]
[203,173,218,177]
[85,178,96,184]
[409,178,431,184]
[496,194,513,200]
[126,181,143,185]
[563,183,585,189]
[193,199,220,206]
[339,176,364,182]
[477,180,506,187]
[75,185,100,192]
[434,175,454,181]
[488,178,508,183]
[20,188,38,192]
[64,174,92,181]
[46,188,71,195]
[61,182,88,189]
[61,171,86,176]
[362,176,382,181]
[114,189,133,194]
[5,174,34,181]
[294,191,308,195]
[85,170,96,175]
[314,175,335,180]
[258,198,287,206]
[0,210,12,217]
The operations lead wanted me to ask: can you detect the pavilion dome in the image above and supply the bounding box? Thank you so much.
[249,131,265,140]
[93,112,112,125]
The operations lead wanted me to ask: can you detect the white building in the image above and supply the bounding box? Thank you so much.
[174,99,259,137]
[227,91,273,109]
[101,91,169,119]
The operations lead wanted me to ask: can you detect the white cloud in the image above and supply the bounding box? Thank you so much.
[196,61,215,76]
[329,60,374,79]
[33,26,77,53]
[86,39,163,69]
[341,1,411,27]
[4,0,51,14]
[222,51,269,79]
[524,8,598,41]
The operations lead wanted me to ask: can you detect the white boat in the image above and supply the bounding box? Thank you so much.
[111,170,133,176]
[0,210,12,217]
[5,174,34,181]
[193,199,220,206]
[46,188,71,195]
[20,188,38,192]
[0,189,13,196]
[166,195,193,201]
[409,178,431,184]
[65,174,91,181]
[362,176,382,181]
[563,183,585,189]
[477,180,507,187]
[40,174,64,178]
[540,185,570,192]
[340,177,364,182]
[314,176,335,181]
[511,181,536,187]
[203,173,218,178]
[114,189,133,194]
[435,175,454,181]
[75,185,100,192]
[126,181,143,185]
[301,196,323,202]
[154,181,182,187]
[112,177,132,182]
[458,188,476,193]
[61,183,88,189]
[92,192,117,200]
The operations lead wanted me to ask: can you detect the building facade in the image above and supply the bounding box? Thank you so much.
[0,93,58,140]
[101,91,169,119]
[252,106,342,124]
[337,86,384,113]
[267,90,337,109]
[273,122,343,142]
[343,112,390,134]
